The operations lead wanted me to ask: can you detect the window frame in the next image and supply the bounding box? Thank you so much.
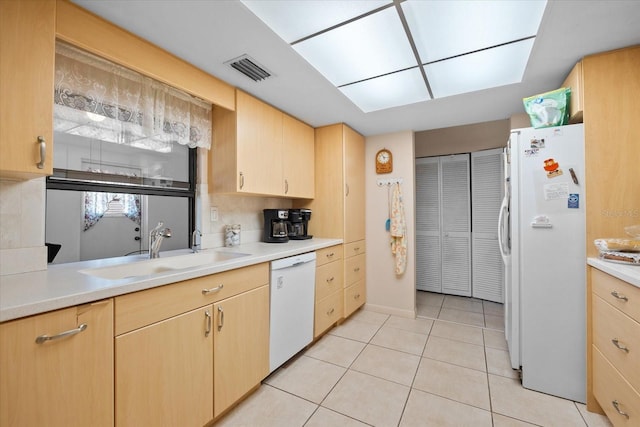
[46,147,197,248]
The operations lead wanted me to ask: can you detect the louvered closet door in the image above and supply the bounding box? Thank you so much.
[471,149,504,303]
[441,155,471,297]
[415,158,441,292]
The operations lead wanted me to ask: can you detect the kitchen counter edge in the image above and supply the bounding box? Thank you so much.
[587,257,640,288]
[0,238,343,322]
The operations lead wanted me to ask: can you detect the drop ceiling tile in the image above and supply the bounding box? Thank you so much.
[339,68,429,112]
[241,0,391,43]
[425,38,535,99]
[293,7,417,87]
[402,0,547,62]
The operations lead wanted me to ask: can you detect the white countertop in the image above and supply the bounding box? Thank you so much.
[588,257,640,288]
[0,238,342,322]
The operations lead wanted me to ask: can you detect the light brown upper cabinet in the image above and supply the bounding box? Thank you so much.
[210,90,314,198]
[282,114,315,198]
[0,0,55,179]
[297,123,365,242]
[562,60,584,124]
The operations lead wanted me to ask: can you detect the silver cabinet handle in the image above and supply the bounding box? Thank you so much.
[611,291,629,302]
[35,323,87,344]
[354,267,360,272]
[205,310,212,337]
[354,293,361,299]
[326,276,334,283]
[239,172,245,189]
[217,306,224,331]
[327,308,335,316]
[326,252,334,259]
[345,183,350,197]
[612,400,629,419]
[354,247,360,252]
[284,179,289,194]
[611,338,630,353]
[36,136,46,169]
[202,284,224,295]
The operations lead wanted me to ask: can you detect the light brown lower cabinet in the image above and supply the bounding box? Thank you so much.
[115,305,214,427]
[114,263,270,426]
[0,299,114,427]
[589,267,640,426]
[214,284,270,418]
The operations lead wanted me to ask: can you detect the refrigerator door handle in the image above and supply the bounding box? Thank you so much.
[498,197,509,262]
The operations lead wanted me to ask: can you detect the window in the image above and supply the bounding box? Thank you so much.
[46,43,210,263]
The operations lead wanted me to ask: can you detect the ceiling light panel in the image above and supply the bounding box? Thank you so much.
[339,68,430,113]
[425,38,535,99]
[402,0,547,63]
[240,0,391,43]
[293,7,417,87]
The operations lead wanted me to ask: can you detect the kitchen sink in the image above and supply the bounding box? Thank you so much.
[80,251,250,280]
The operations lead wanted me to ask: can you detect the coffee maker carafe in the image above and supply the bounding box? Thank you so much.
[287,209,312,240]
[263,209,289,243]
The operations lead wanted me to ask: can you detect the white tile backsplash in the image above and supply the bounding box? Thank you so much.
[199,182,291,249]
[0,178,47,275]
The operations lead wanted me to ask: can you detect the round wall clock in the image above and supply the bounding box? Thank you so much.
[375,148,393,174]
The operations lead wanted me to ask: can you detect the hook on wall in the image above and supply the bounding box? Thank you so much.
[377,178,403,187]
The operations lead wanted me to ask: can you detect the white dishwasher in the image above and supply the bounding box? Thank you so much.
[269,251,316,373]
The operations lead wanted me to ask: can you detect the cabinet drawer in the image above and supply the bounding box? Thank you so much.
[316,245,343,267]
[314,290,343,338]
[593,294,640,391]
[593,346,640,427]
[115,263,269,335]
[315,261,344,301]
[345,253,365,287]
[344,280,366,318]
[592,268,640,323]
[344,240,365,258]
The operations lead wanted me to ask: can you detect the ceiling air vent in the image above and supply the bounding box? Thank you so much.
[225,54,272,82]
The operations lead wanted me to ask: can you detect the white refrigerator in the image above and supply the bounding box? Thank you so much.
[501,123,586,403]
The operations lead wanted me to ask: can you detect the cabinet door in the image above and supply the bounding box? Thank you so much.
[236,91,283,195]
[115,305,214,427]
[214,285,269,417]
[0,0,55,179]
[344,125,365,243]
[0,300,113,427]
[283,114,315,198]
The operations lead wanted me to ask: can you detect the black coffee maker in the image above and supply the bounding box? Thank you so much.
[263,209,289,243]
[287,209,312,240]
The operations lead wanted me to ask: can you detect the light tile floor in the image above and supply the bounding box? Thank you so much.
[215,291,612,427]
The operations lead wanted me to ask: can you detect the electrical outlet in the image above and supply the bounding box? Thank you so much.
[210,207,218,222]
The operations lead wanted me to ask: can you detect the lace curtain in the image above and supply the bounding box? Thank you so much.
[54,42,212,150]
[83,192,141,231]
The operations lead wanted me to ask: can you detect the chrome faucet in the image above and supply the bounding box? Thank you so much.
[149,222,172,259]
[192,229,202,253]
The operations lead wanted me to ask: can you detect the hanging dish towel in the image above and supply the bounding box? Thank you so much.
[389,182,407,275]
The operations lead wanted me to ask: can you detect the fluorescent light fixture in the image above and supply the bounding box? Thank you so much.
[86,111,106,122]
[241,0,391,43]
[425,38,535,99]
[293,7,416,86]
[339,68,429,112]
[241,0,548,112]
[402,0,546,63]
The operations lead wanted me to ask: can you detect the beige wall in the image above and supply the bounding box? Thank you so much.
[415,119,510,158]
[365,131,416,318]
